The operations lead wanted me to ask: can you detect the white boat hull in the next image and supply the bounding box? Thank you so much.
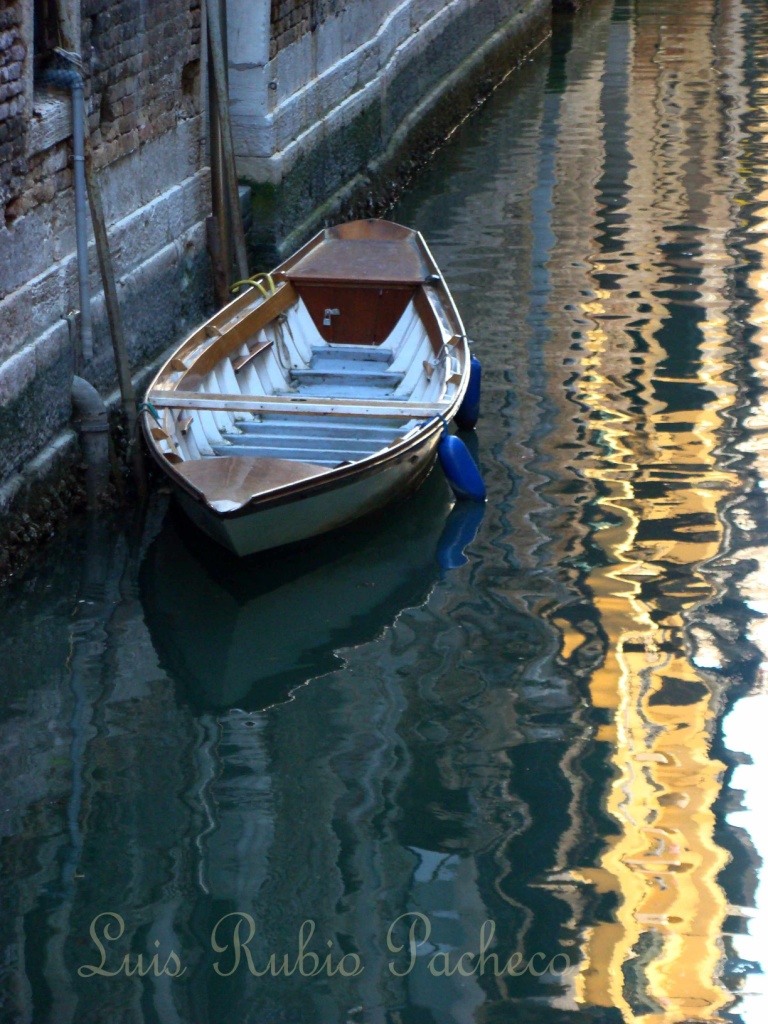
[142,219,473,556]
[175,431,440,556]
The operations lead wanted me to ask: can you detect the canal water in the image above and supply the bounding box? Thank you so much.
[3,0,768,1020]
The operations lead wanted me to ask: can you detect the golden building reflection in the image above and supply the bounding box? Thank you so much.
[544,0,756,1019]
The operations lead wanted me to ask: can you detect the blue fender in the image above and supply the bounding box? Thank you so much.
[436,499,486,570]
[455,356,482,431]
[438,433,486,502]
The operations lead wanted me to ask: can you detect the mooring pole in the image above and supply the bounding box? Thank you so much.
[207,16,231,308]
[206,0,249,283]
[83,145,147,499]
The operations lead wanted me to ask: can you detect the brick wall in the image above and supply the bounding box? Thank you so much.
[0,4,28,215]
[84,0,202,162]
[269,0,345,58]
[1,0,203,222]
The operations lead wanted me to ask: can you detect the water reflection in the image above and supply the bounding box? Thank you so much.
[3,0,768,1021]
[550,2,740,1017]
[140,468,464,712]
[396,0,768,1018]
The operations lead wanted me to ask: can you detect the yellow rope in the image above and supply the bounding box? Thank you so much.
[230,272,277,297]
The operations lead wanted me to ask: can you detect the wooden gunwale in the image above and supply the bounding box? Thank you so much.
[153,283,298,391]
[160,280,274,369]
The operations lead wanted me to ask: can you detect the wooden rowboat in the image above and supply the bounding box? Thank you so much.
[142,219,474,556]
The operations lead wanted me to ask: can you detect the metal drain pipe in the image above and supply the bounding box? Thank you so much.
[45,49,145,498]
[39,60,93,365]
[71,376,110,506]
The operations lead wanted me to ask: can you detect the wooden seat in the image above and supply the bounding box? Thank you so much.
[175,456,330,507]
[288,367,404,389]
[147,389,445,418]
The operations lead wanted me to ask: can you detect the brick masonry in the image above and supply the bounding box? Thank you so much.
[0,7,28,214]
[84,0,202,158]
[269,0,345,58]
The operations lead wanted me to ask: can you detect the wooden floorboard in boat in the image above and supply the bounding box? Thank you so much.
[175,456,330,504]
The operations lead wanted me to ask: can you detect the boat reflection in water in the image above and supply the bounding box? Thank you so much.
[140,467,484,712]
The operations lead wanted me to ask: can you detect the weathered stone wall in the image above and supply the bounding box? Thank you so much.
[229,0,554,259]
[0,0,210,511]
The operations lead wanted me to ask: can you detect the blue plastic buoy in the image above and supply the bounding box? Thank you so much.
[455,355,482,430]
[436,500,486,570]
[438,433,486,502]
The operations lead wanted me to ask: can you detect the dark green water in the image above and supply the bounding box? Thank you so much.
[3,1,768,1020]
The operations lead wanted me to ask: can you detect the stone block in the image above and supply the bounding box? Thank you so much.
[49,190,77,262]
[0,321,74,480]
[232,123,276,166]
[0,338,37,408]
[165,173,209,246]
[0,208,55,299]
[229,65,270,120]
[97,143,144,224]
[274,31,314,102]
[0,261,70,363]
[93,115,201,225]
[314,13,345,75]
[228,0,271,67]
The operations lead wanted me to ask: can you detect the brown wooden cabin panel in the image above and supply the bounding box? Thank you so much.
[279,238,426,285]
[331,220,412,242]
[298,284,417,345]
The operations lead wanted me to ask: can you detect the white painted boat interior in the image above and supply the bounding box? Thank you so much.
[148,290,460,480]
